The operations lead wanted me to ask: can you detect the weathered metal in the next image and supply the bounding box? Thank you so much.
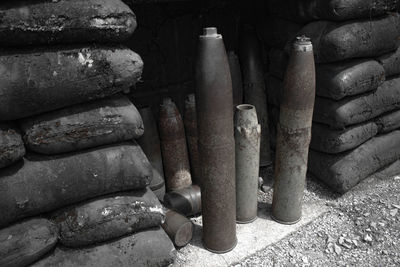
[137,106,166,200]
[163,185,201,216]
[239,24,271,166]
[228,51,244,108]
[158,98,192,191]
[0,218,58,267]
[184,94,201,186]
[272,36,316,224]
[162,209,193,247]
[235,104,261,223]
[195,27,237,253]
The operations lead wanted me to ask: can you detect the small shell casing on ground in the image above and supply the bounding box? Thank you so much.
[162,209,193,247]
[163,185,201,217]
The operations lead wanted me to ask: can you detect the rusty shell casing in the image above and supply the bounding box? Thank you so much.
[162,209,193,247]
[239,25,271,167]
[184,94,201,186]
[195,27,237,253]
[228,51,244,108]
[137,107,165,199]
[235,104,261,224]
[163,185,201,216]
[272,36,316,224]
[158,98,192,191]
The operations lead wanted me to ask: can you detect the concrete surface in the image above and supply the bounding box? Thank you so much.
[172,165,328,266]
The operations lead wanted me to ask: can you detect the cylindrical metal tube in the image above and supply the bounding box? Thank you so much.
[228,51,244,108]
[271,36,316,224]
[158,98,192,191]
[184,94,201,186]
[162,209,193,247]
[239,24,271,167]
[137,107,166,200]
[235,104,261,223]
[195,27,237,253]
[163,185,201,217]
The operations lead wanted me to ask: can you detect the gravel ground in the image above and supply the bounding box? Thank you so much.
[233,162,400,267]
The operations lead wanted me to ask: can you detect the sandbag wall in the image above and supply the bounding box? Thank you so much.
[262,0,400,193]
[0,1,175,266]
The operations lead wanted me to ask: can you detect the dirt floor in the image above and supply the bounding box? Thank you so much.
[234,163,400,267]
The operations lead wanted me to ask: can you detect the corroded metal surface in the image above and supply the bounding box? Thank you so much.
[163,185,201,216]
[239,25,271,166]
[184,94,201,186]
[159,98,192,191]
[235,104,261,223]
[162,209,193,247]
[272,36,316,224]
[195,27,237,253]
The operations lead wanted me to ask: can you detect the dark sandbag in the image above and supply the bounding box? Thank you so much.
[311,122,378,154]
[269,0,399,22]
[259,16,303,49]
[0,0,136,46]
[294,14,400,63]
[316,59,385,100]
[0,142,151,228]
[375,109,400,133]
[0,218,58,267]
[0,124,25,169]
[267,75,400,128]
[53,188,164,248]
[377,46,400,77]
[32,227,176,267]
[0,46,143,121]
[20,96,144,155]
[268,54,385,100]
[314,76,400,128]
[308,130,400,193]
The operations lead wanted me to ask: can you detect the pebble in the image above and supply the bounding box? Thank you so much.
[389,209,398,216]
[364,234,373,243]
[334,244,342,255]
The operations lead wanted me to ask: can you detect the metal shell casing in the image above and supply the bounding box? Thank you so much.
[272,36,316,224]
[162,209,193,247]
[239,25,271,166]
[184,94,201,186]
[234,104,261,223]
[137,107,166,200]
[163,185,201,216]
[158,98,192,191]
[195,27,237,253]
[228,52,244,108]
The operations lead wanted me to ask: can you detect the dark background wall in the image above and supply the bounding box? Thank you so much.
[122,0,265,114]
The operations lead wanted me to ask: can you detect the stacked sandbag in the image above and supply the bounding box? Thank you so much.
[0,0,175,265]
[263,1,400,193]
